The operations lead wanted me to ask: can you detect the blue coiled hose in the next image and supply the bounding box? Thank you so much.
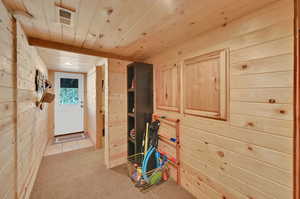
[142,146,161,183]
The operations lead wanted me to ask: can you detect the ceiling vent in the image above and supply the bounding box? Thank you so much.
[55,3,75,27]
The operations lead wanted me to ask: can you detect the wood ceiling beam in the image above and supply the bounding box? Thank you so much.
[27,37,136,62]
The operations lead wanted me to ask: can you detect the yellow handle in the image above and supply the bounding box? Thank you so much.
[144,122,149,154]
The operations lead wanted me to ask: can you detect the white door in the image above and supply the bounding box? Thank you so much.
[54,72,84,136]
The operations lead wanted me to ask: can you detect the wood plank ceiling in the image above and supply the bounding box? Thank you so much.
[36,47,105,72]
[3,0,277,60]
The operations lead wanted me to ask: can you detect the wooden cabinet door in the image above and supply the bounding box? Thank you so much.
[183,49,228,119]
[156,63,180,112]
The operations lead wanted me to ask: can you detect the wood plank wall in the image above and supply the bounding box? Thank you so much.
[147,0,294,198]
[47,70,55,139]
[0,1,49,199]
[295,1,300,198]
[0,1,16,198]
[16,22,49,199]
[87,67,98,146]
[87,66,103,148]
[105,58,129,168]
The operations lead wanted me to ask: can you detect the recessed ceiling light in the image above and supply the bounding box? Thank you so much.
[65,62,72,65]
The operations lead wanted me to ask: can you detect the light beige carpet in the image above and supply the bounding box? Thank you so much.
[30,147,195,199]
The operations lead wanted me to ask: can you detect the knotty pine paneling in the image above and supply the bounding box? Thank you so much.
[147,0,294,198]
[0,1,49,198]
[87,67,97,146]
[0,1,16,199]
[105,58,130,168]
[3,0,279,60]
[16,22,49,199]
[87,66,104,149]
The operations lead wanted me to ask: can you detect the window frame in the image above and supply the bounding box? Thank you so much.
[182,49,229,120]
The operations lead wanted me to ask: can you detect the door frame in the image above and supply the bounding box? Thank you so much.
[95,66,104,148]
[48,70,87,138]
[294,0,300,198]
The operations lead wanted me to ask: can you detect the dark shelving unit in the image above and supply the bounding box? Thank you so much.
[127,62,153,157]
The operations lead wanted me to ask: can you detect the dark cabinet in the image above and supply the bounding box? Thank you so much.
[127,62,153,157]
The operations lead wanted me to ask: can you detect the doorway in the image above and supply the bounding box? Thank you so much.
[54,72,84,136]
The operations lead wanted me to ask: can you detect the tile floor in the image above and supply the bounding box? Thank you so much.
[44,138,93,156]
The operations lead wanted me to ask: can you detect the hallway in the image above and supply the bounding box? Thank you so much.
[0,0,297,198]
[30,148,194,199]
